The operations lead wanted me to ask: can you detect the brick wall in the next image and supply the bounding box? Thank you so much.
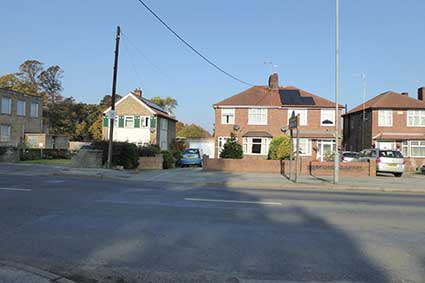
[137,154,163,170]
[204,156,375,176]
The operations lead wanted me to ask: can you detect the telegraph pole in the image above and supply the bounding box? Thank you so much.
[334,0,340,184]
[107,26,121,169]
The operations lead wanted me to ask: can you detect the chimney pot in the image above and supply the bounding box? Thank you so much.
[401,92,408,96]
[418,87,425,101]
[268,73,279,90]
[133,88,142,97]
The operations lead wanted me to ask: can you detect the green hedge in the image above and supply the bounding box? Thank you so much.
[21,149,71,161]
[138,144,161,157]
[91,141,139,169]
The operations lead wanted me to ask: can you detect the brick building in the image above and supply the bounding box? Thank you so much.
[102,89,177,150]
[213,74,343,161]
[0,88,43,147]
[343,88,425,167]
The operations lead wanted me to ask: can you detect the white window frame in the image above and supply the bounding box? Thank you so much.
[217,136,231,156]
[292,138,312,156]
[17,100,26,116]
[1,97,11,114]
[248,108,268,125]
[221,108,235,125]
[288,109,307,126]
[243,137,271,155]
[0,125,11,142]
[124,116,134,128]
[402,140,425,157]
[320,109,335,126]
[141,116,150,128]
[30,103,39,118]
[407,110,425,127]
[378,110,392,127]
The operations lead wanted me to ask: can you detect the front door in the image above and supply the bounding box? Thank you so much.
[317,140,336,162]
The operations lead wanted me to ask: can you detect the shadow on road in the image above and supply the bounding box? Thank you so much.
[0,179,393,282]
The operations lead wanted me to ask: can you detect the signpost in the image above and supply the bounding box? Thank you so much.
[288,111,300,182]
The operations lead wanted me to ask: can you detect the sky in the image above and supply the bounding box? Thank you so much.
[2,0,425,132]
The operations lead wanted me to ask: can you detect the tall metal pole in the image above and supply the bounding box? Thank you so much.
[361,73,367,149]
[289,129,293,180]
[334,0,340,184]
[107,26,121,169]
[295,124,300,183]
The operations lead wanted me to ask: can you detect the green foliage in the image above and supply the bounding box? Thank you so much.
[150,96,177,114]
[323,151,335,162]
[220,134,243,159]
[161,150,175,169]
[268,135,291,160]
[0,146,15,156]
[138,144,161,157]
[91,141,139,169]
[20,149,70,161]
[169,139,187,152]
[176,122,211,138]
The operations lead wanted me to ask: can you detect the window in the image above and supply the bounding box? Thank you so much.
[124,116,134,128]
[248,108,267,125]
[402,140,425,157]
[407,110,425,127]
[218,136,230,155]
[17,100,26,116]
[0,125,10,142]
[243,137,271,155]
[288,109,307,126]
[1,97,11,114]
[321,109,335,126]
[292,138,311,156]
[378,110,392,127]
[27,136,39,147]
[30,103,39,118]
[142,117,150,128]
[221,108,235,124]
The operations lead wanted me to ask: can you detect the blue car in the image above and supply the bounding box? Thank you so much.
[180,148,202,167]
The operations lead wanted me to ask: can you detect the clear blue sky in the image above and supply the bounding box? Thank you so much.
[2,0,424,131]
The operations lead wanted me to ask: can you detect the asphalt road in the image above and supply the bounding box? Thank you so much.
[0,174,424,283]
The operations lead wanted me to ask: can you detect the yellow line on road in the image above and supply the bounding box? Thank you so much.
[184,198,282,206]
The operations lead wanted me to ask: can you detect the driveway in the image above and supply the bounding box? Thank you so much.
[0,173,425,282]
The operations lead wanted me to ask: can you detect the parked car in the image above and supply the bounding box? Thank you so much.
[357,148,405,177]
[180,148,203,167]
[341,151,359,162]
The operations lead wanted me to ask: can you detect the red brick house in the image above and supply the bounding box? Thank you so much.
[213,74,343,161]
[343,87,425,168]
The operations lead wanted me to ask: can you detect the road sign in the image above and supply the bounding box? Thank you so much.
[109,110,116,120]
[289,111,298,129]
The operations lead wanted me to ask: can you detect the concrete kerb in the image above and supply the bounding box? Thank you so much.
[0,261,76,283]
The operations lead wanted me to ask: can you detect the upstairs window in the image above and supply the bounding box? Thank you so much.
[321,109,335,126]
[248,108,267,125]
[1,97,11,114]
[288,109,307,126]
[407,110,425,127]
[30,103,39,118]
[17,100,26,116]
[378,110,392,127]
[221,108,235,124]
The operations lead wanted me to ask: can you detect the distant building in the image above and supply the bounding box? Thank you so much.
[102,89,177,150]
[0,88,43,147]
[343,88,425,167]
[213,74,343,161]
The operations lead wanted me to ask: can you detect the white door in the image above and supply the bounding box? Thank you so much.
[159,118,168,150]
[317,140,336,162]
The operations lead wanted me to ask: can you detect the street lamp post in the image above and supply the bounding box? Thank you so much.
[334,0,340,184]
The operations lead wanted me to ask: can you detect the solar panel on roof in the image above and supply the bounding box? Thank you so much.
[140,97,168,113]
[279,89,315,105]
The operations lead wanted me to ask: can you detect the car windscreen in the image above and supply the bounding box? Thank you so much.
[379,150,403,158]
[343,152,358,158]
[183,149,199,155]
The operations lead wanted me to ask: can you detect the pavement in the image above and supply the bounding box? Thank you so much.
[1,162,425,193]
[0,173,425,282]
[0,261,75,283]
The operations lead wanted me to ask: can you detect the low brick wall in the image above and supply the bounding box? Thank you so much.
[71,149,103,168]
[138,154,163,170]
[204,157,376,176]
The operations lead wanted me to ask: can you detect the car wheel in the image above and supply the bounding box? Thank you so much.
[394,173,402,177]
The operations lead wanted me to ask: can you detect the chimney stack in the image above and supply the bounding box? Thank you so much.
[133,88,142,97]
[268,73,279,90]
[418,87,425,101]
[401,92,408,96]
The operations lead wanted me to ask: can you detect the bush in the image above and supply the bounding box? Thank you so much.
[220,134,243,159]
[138,144,161,157]
[268,135,291,160]
[20,148,71,161]
[161,150,175,169]
[169,139,187,152]
[323,151,335,162]
[91,141,139,169]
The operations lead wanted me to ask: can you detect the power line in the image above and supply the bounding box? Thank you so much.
[134,0,254,86]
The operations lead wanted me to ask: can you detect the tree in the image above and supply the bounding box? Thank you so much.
[268,135,291,160]
[150,96,177,114]
[38,65,64,104]
[220,133,243,159]
[17,60,44,95]
[176,123,211,138]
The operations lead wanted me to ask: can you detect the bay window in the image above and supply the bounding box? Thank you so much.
[292,138,312,155]
[402,140,425,157]
[243,137,271,155]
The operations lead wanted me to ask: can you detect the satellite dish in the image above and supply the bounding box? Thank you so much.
[233,125,240,131]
